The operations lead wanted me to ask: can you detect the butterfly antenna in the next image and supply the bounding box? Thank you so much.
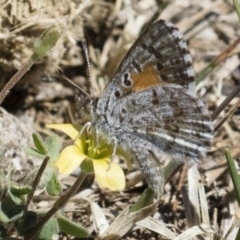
[81,39,96,99]
[61,75,91,100]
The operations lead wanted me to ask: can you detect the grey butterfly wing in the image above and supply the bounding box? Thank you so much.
[97,19,196,115]
[108,85,213,162]
[105,85,213,196]
[109,85,213,161]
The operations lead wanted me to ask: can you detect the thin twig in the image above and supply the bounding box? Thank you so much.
[0,59,34,105]
[24,171,88,240]
[25,156,50,208]
[214,98,240,132]
[211,87,240,121]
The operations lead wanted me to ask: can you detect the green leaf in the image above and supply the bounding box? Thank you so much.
[15,211,37,236]
[130,188,155,212]
[7,189,25,205]
[0,201,10,223]
[225,149,240,206]
[233,0,240,24]
[0,201,25,223]
[46,171,62,196]
[0,225,7,237]
[57,216,88,237]
[23,167,53,190]
[37,218,59,240]
[25,147,45,159]
[31,23,63,61]
[21,169,38,187]
[32,133,48,155]
[10,185,31,196]
[8,205,26,222]
[45,134,62,162]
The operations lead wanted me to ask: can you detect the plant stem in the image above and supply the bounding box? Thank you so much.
[25,156,50,208]
[24,171,88,240]
[0,59,34,105]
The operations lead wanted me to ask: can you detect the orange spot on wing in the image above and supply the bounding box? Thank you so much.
[130,65,164,92]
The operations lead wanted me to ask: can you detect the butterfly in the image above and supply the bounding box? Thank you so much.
[89,19,213,197]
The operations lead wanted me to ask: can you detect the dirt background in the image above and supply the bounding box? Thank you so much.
[0,0,240,239]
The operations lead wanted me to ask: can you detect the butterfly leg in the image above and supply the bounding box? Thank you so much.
[81,122,91,135]
[107,137,118,171]
[74,122,92,142]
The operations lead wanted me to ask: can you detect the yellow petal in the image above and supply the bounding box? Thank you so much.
[93,159,125,191]
[55,145,87,174]
[74,138,85,153]
[46,124,82,140]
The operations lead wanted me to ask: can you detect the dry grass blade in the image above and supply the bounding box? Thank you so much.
[90,201,109,236]
[204,147,240,186]
[214,97,240,131]
[173,224,217,240]
[136,217,176,239]
[211,87,240,121]
[183,165,210,227]
[98,202,158,240]
[222,218,240,239]
[196,36,240,85]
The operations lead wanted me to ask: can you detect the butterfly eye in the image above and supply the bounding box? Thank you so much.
[122,73,133,88]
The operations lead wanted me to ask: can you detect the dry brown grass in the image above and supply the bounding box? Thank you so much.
[1,0,240,239]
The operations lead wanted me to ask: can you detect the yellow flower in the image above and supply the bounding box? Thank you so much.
[46,124,125,191]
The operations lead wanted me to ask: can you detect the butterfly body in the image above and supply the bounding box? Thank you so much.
[93,19,213,196]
